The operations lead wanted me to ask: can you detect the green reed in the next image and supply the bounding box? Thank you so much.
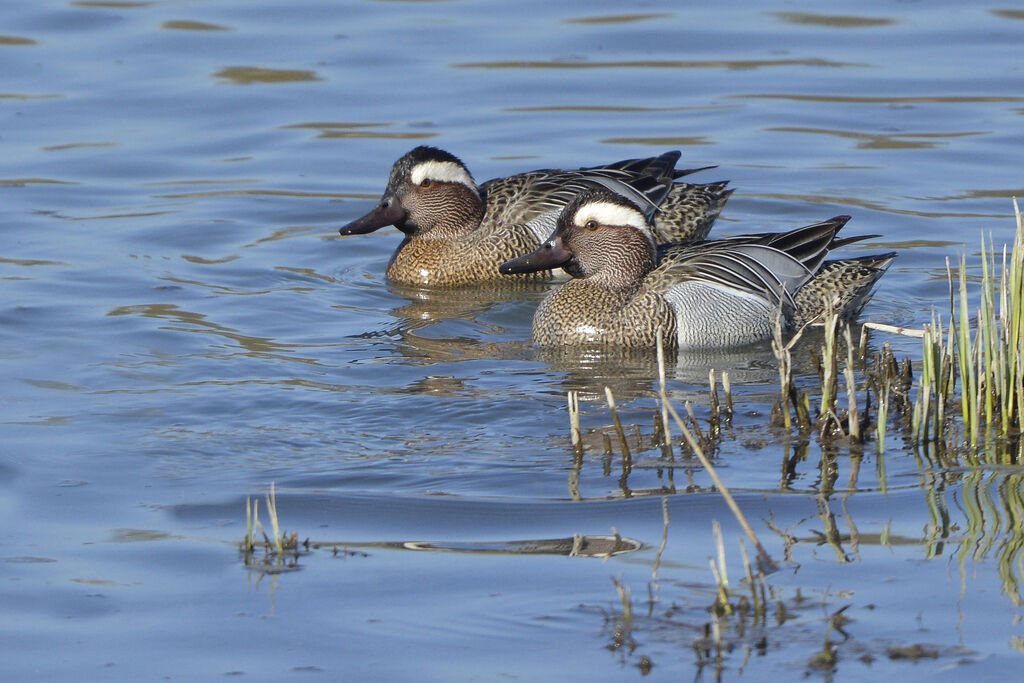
[242,482,300,564]
[921,198,1024,452]
[784,199,1023,457]
[818,305,840,430]
[771,312,811,433]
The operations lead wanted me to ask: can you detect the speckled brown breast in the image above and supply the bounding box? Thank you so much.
[531,279,677,347]
[386,226,548,287]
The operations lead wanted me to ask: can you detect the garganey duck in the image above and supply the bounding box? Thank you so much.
[499,188,895,349]
[338,146,731,287]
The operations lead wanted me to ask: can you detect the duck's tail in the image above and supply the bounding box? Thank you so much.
[793,252,897,326]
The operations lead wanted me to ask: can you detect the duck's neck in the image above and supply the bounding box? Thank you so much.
[581,233,656,292]
[414,184,485,241]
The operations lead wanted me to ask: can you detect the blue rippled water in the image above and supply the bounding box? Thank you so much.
[2,0,1023,678]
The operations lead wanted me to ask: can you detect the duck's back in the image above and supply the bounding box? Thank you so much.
[644,239,822,348]
[479,152,684,240]
[651,181,733,244]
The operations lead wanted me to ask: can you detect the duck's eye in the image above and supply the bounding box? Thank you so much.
[420,178,432,188]
[584,220,598,231]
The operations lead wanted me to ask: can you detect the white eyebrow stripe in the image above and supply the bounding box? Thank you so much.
[410,160,475,187]
[573,201,656,249]
[573,202,649,231]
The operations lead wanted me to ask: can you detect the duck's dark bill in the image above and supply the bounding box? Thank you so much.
[499,240,572,275]
[339,199,405,235]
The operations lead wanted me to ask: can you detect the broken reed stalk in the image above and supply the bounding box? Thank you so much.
[708,557,731,616]
[819,307,840,425]
[843,325,860,442]
[655,497,670,579]
[771,312,794,432]
[737,537,765,619]
[712,520,730,614]
[605,386,633,467]
[245,496,258,552]
[567,390,582,459]
[266,482,283,556]
[656,334,776,572]
[722,371,733,423]
[709,369,720,425]
[612,574,633,624]
[685,400,707,446]
[713,520,728,586]
[875,369,891,456]
[244,495,275,551]
[656,327,672,454]
[862,321,927,338]
[772,312,812,432]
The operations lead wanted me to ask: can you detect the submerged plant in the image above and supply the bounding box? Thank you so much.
[242,482,302,572]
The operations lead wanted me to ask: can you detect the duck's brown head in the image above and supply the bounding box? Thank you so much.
[499,188,657,286]
[339,146,484,239]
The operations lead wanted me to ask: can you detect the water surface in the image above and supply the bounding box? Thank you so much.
[2,0,1024,678]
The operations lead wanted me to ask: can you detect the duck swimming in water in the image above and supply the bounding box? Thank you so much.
[499,187,895,349]
[338,146,732,287]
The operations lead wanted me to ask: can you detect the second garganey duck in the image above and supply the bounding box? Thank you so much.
[338,146,731,287]
[499,188,895,349]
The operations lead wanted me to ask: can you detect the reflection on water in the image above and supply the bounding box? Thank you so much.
[957,469,1024,606]
[0,33,34,45]
[737,93,1024,104]
[213,66,321,84]
[282,122,439,141]
[329,534,642,557]
[3,0,1024,677]
[0,256,69,268]
[378,281,541,364]
[71,1,152,7]
[992,10,1024,20]
[505,104,740,113]
[539,331,835,403]
[766,126,987,151]
[602,135,713,146]
[455,58,866,70]
[772,12,898,28]
[161,20,229,32]
[746,191,1006,219]
[41,141,118,152]
[107,303,324,362]
[564,13,673,25]
[588,494,988,677]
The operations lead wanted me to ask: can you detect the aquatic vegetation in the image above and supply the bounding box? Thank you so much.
[770,198,1023,457]
[239,204,1024,674]
[242,483,302,574]
[567,202,1024,672]
[568,200,1023,489]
